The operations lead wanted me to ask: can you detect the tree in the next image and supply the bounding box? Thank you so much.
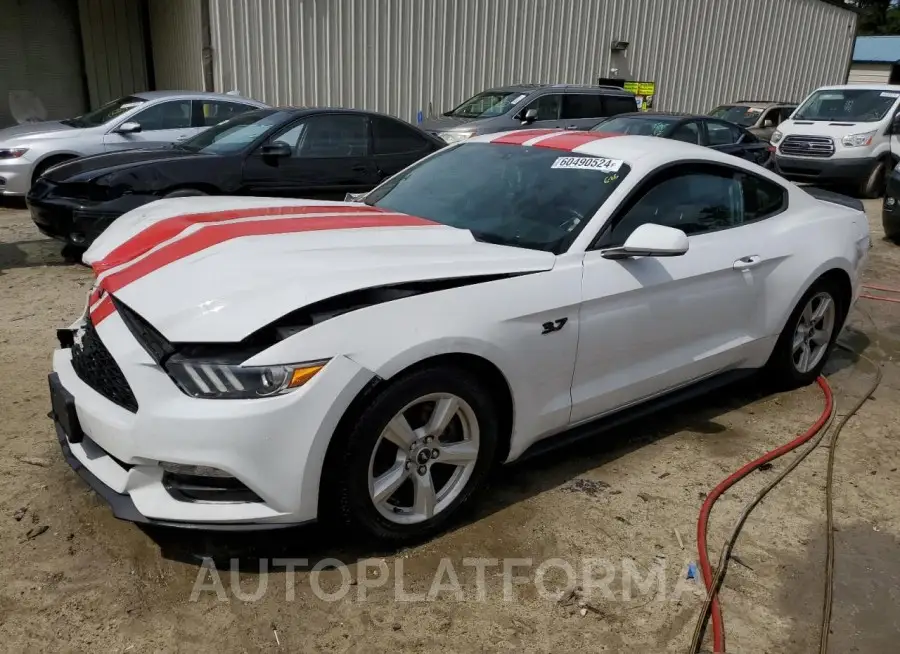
[846,0,900,35]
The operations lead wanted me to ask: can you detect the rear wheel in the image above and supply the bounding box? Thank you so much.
[327,366,500,545]
[763,278,844,389]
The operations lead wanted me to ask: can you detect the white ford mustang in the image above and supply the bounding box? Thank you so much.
[48,129,870,542]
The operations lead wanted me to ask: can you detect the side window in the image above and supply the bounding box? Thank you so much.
[132,100,192,131]
[200,101,256,127]
[603,167,743,245]
[372,117,432,155]
[706,121,742,146]
[296,114,369,158]
[670,121,701,144]
[561,94,604,119]
[740,172,787,222]
[762,107,781,127]
[604,95,640,116]
[522,94,562,121]
[269,121,308,155]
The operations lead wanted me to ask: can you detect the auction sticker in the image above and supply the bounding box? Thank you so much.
[551,156,623,172]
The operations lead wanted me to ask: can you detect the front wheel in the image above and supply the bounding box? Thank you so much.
[327,366,500,545]
[859,159,887,199]
[763,278,844,389]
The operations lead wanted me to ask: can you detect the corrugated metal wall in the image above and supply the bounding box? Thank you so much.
[148,0,206,90]
[208,0,857,122]
[78,0,148,108]
[847,63,891,85]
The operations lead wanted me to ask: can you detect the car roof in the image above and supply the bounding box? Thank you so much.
[466,130,752,175]
[605,111,693,119]
[484,83,633,95]
[718,100,795,108]
[132,90,267,104]
[810,84,900,92]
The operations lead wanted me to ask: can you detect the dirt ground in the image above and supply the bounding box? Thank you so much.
[0,198,898,654]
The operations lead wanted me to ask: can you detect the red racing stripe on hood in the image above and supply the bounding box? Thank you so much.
[530,131,621,151]
[97,214,438,298]
[488,129,563,145]
[90,295,116,325]
[93,204,386,273]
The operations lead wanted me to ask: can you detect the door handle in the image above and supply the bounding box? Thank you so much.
[565,125,580,130]
[733,255,762,270]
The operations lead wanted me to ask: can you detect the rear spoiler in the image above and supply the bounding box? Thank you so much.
[803,186,864,213]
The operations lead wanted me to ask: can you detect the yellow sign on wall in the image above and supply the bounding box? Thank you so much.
[623,81,656,111]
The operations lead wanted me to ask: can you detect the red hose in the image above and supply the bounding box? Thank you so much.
[861,294,900,304]
[696,376,834,652]
[861,283,900,293]
[861,284,900,304]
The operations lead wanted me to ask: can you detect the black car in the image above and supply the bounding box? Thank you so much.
[590,112,773,168]
[27,107,446,251]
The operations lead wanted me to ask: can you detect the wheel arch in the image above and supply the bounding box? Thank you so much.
[31,152,81,185]
[318,350,516,518]
[162,183,220,196]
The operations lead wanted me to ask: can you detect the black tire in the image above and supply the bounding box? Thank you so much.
[60,243,86,264]
[859,159,887,199]
[325,365,500,545]
[762,277,845,390]
[163,188,208,198]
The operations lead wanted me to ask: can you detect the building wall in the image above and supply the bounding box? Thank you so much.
[78,0,148,109]
[148,0,206,91]
[0,0,87,127]
[847,63,892,85]
[208,0,856,123]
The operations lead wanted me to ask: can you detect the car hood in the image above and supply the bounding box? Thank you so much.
[419,115,483,133]
[85,197,555,342]
[778,119,875,136]
[43,147,212,182]
[0,120,82,144]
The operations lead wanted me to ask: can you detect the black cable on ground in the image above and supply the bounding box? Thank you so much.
[819,344,883,654]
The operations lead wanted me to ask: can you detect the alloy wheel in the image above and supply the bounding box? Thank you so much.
[791,291,836,374]
[368,393,480,525]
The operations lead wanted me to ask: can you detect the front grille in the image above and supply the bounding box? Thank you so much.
[779,135,834,158]
[71,319,139,413]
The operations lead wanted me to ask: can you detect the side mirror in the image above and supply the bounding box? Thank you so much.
[763,119,774,128]
[600,223,689,260]
[115,121,141,134]
[260,142,292,158]
[344,191,368,203]
[521,108,538,124]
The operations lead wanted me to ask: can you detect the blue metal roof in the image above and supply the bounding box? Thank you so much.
[853,36,900,64]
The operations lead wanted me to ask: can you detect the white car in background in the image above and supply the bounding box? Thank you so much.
[0,91,267,197]
[48,129,870,543]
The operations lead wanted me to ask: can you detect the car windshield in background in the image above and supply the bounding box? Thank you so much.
[446,91,529,118]
[365,142,630,253]
[61,95,147,128]
[792,89,899,122]
[592,115,680,136]
[708,105,762,126]
[178,109,285,154]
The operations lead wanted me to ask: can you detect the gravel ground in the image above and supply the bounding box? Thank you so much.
[0,198,898,653]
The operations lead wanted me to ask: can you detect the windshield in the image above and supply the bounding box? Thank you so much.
[445,91,530,119]
[793,89,899,122]
[708,105,763,126]
[177,109,284,153]
[592,115,679,136]
[61,95,146,128]
[365,142,630,253]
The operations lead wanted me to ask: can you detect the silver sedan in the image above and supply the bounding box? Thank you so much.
[0,90,269,197]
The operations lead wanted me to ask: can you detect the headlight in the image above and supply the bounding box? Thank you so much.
[438,131,473,145]
[0,147,28,160]
[841,131,876,148]
[770,131,783,145]
[164,356,329,399]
